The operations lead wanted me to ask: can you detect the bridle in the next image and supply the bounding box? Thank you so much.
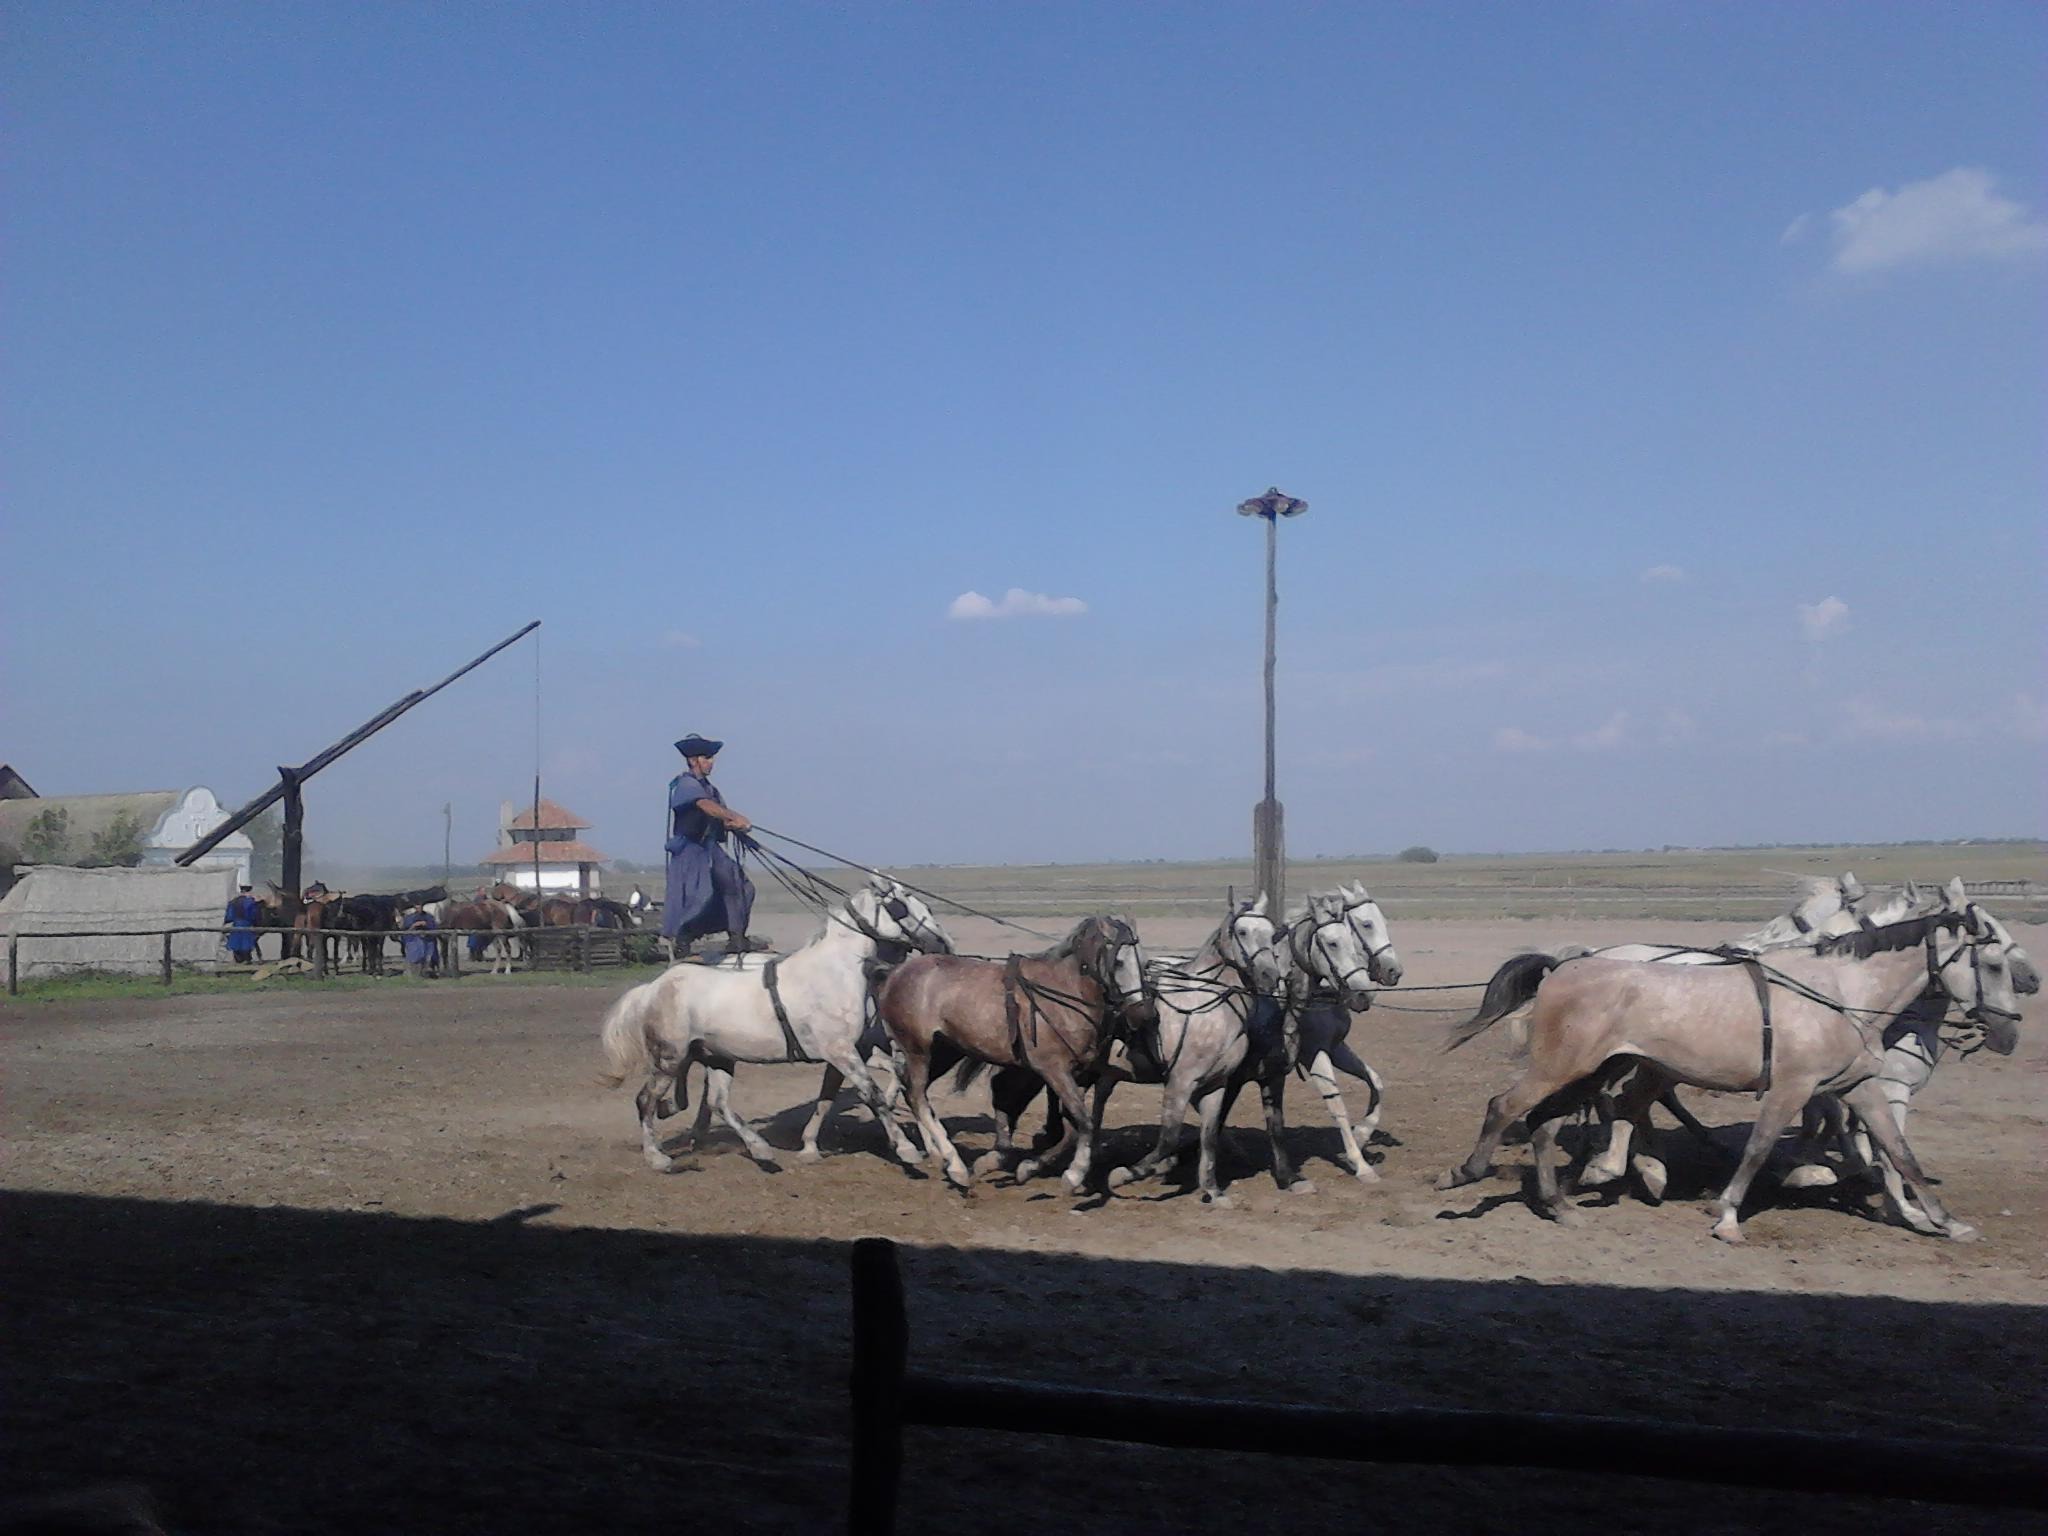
[1929,908,2019,1029]
[1343,895,1399,984]
[1084,917,1148,1012]
[1291,903,1373,1001]
[841,890,945,957]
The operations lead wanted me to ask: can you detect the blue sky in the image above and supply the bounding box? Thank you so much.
[6,3,2043,866]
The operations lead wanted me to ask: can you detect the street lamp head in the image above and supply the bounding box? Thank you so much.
[1237,487,1308,520]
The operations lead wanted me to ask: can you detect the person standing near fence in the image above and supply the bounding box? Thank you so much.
[662,733,759,959]
[224,885,263,964]
[401,908,439,979]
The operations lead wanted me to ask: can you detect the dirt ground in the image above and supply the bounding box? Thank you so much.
[4,913,2044,1534]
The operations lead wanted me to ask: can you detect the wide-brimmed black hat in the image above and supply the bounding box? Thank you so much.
[674,734,724,757]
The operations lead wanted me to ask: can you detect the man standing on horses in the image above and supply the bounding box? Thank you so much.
[663,733,759,957]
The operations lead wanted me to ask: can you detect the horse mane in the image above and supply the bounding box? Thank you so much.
[1815,911,1961,960]
[1033,917,1098,962]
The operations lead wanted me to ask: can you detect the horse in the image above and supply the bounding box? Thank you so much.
[333,886,447,974]
[1288,881,1404,1181]
[878,915,1155,1195]
[1777,883,2039,1223]
[424,895,524,975]
[296,890,346,970]
[599,878,952,1171]
[1084,896,1291,1205]
[1574,880,1927,1200]
[1438,902,2022,1242]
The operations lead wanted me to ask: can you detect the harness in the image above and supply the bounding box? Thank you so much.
[762,958,814,1063]
[1741,959,1775,1092]
[1001,954,1032,1056]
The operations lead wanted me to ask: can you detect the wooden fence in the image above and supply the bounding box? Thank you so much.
[3,923,649,994]
[846,1238,2048,1534]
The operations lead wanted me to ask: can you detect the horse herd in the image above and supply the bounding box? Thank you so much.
[597,871,2035,1245]
[246,881,640,974]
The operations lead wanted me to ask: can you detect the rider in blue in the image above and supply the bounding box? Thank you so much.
[225,885,263,964]
[663,733,758,957]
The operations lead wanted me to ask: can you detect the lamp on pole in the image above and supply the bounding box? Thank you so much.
[1236,486,1308,913]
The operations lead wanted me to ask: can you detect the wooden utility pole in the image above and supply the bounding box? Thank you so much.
[1237,488,1307,913]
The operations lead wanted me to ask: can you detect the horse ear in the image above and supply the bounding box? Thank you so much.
[1249,894,1267,915]
[1944,876,1967,909]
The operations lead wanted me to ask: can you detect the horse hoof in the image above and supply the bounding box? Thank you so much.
[1351,1163,1381,1184]
[1060,1171,1087,1195]
[798,1146,824,1164]
[1634,1157,1668,1203]
[1548,1204,1585,1228]
[1107,1166,1137,1189]
[1286,1179,1318,1197]
[1781,1165,1838,1190]
[1578,1163,1620,1189]
[643,1151,675,1173]
[1945,1222,1980,1244]
[1436,1165,1479,1191]
[1203,1192,1235,1210]
[1711,1219,1744,1245]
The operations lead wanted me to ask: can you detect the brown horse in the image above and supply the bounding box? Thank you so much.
[436,897,523,975]
[877,915,1156,1194]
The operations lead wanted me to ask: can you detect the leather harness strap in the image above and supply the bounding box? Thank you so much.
[763,958,812,1063]
[1002,954,1029,1056]
[1741,958,1774,1093]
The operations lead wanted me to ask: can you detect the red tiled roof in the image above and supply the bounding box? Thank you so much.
[505,798,589,831]
[479,839,609,865]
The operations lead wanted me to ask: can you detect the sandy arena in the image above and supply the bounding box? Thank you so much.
[4,913,2044,1533]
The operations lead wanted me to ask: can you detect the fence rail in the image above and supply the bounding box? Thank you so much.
[846,1238,2048,1534]
[3,922,651,994]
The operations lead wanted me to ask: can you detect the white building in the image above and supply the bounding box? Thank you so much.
[479,797,608,895]
[0,786,252,888]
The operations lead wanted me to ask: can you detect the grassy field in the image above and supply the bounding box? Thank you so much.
[747,840,2046,924]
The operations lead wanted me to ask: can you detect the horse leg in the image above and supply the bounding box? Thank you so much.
[1709,1084,1813,1243]
[798,1065,844,1163]
[1841,1078,1969,1239]
[1193,1083,1233,1206]
[983,1068,1048,1179]
[1439,1070,1587,1191]
[1030,1061,1098,1194]
[635,1046,684,1172]
[1106,1064,1197,1191]
[703,1062,781,1169]
[1582,1065,1664,1191]
[1305,1048,1375,1182]
[1259,1067,1313,1195]
[1529,1111,1585,1226]
[901,1045,972,1190]
[1327,1038,1386,1144]
[1782,1096,1850,1190]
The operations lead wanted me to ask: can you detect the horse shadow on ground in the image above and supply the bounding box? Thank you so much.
[4,1189,2042,1536]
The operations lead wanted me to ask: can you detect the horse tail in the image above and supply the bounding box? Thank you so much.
[1444,953,1560,1053]
[949,1057,990,1094]
[597,980,658,1088]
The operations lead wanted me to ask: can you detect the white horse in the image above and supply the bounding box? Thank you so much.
[598,877,952,1171]
[1781,882,2038,1223]
[1289,881,1404,1182]
[1106,889,1374,1205]
[1579,872,1867,967]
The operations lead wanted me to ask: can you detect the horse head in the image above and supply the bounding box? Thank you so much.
[1220,893,1286,994]
[1075,914,1154,1031]
[855,876,953,955]
[1920,881,2026,1053]
[1338,880,1402,985]
[1289,890,1377,1012]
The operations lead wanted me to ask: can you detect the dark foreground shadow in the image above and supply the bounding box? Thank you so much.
[3,1189,2043,1535]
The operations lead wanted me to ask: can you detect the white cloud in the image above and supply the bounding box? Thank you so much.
[1640,564,1686,585]
[1657,708,1697,745]
[1798,596,1850,642]
[1841,699,1971,744]
[659,629,701,649]
[1572,711,1629,752]
[1789,167,2048,275]
[948,588,1088,621]
[1493,726,1551,754]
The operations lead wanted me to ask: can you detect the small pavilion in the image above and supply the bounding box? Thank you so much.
[479,798,609,895]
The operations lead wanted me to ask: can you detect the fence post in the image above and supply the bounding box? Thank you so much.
[848,1238,908,1536]
[161,931,174,987]
[7,934,17,996]
[447,929,462,978]
[313,926,328,979]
